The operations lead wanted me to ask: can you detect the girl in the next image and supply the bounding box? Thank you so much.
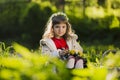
[40,12,84,69]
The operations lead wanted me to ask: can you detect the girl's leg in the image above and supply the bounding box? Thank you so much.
[75,59,83,69]
[66,56,75,69]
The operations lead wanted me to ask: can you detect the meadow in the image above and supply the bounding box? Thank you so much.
[0,42,120,80]
[0,0,120,80]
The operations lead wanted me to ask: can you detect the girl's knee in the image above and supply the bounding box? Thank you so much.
[75,59,84,69]
[66,58,75,69]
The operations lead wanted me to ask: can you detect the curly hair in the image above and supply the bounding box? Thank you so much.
[42,12,77,40]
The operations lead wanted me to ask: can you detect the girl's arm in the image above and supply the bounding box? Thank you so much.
[41,44,60,57]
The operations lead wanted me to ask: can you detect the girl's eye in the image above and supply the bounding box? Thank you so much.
[55,26,59,28]
[54,25,66,28]
[62,26,66,28]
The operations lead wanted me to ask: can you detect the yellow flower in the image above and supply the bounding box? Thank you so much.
[69,50,76,55]
[78,51,83,57]
[69,50,83,57]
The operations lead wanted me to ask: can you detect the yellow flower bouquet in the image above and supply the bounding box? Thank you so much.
[62,49,83,60]
[69,50,83,57]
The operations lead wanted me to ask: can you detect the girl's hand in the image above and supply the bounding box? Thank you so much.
[59,49,69,56]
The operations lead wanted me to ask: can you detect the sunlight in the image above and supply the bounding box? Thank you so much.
[86,7,105,19]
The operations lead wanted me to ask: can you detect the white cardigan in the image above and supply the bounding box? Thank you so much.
[40,37,83,57]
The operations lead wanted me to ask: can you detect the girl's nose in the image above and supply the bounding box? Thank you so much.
[59,27,63,31]
[60,27,63,31]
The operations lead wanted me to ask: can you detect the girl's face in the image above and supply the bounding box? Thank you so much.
[53,23,67,38]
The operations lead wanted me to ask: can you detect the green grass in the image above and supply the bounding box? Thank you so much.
[0,42,120,80]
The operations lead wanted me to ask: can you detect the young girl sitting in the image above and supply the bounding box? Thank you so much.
[40,12,84,69]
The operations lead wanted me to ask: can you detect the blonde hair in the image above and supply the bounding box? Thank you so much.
[42,12,77,40]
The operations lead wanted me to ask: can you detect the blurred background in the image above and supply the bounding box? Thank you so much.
[0,0,120,49]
